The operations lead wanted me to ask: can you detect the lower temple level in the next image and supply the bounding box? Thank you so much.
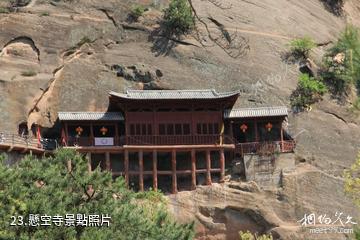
[71,145,233,194]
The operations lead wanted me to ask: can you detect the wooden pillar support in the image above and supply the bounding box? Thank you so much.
[105,152,111,171]
[139,150,144,191]
[254,120,259,142]
[191,149,196,190]
[220,149,225,183]
[280,122,284,152]
[206,150,212,185]
[64,122,69,146]
[172,149,177,194]
[153,150,158,191]
[67,159,72,172]
[115,123,119,146]
[87,153,92,172]
[124,150,129,187]
[90,123,94,146]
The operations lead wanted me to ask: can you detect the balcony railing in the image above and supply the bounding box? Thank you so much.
[236,140,296,155]
[0,132,40,149]
[126,135,230,145]
[65,137,125,147]
[63,135,234,147]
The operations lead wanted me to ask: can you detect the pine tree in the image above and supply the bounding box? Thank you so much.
[0,149,194,239]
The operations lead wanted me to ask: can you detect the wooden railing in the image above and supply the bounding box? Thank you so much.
[0,132,41,149]
[63,135,235,146]
[126,135,228,145]
[236,140,296,155]
[65,136,125,147]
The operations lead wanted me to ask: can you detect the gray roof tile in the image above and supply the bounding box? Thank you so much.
[224,107,288,118]
[58,112,124,121]
[109,89,239,100]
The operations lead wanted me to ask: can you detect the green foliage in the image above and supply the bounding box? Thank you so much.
[291,74,327,110]
[0,149,194,239]
[355,228,360,240]
[130,4,146,21]
[239,231,273,240]
[40,12,50,17]
[289,37,316,59]
[344,152,360,208]
[0,7,9,13]
[352,97,360,111]
[21,70,37,77]
[321,25,360,94]
[163,0,194,35]
[344,153,360,240]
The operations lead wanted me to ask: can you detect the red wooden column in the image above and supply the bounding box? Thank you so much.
[139,150,144,191]
[280,122,284,152]
[220,149,225,183]
[90,123,94,146]
[64,122,69,146]
[191,149,196,190]
[153,150,158,191]
[124,150,129,187]
[115,123,119,146]
[171,149,178,194]
[105,152,111,171]
[254,120,259,142]
[206,150,212,185]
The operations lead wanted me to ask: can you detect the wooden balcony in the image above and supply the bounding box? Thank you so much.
[65,136,125,147]
[235,140,296,155]
[64,135,234,147]
[126,135,231,145]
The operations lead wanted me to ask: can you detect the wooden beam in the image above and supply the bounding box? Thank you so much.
[153,150,158,191]
[220,149,225,183]
[206,150,212,185]
[139,150,144,191]
[191,149,196,190]
[171,149,177,194]
[124,150,129,187]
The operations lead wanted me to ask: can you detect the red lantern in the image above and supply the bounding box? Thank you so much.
[100,126,108,136]
[240,124,248,133]
[265,122,273,132]
[75,126,83,136]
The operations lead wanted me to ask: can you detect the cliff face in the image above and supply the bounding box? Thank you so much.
[1,0,360,239]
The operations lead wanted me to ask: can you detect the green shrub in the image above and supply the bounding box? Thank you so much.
[352,97,360,111]
[289,37,316,59]
[21,70,37,77]
[291,74,327,110]
[163,0,194,35]
[40,12,50,16]
[130,4,146,21]
[321,25,360,95]
[0,7,9,13]
[239,231,273,240]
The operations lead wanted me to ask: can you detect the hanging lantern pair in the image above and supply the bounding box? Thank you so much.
[75,126,83,136]
[100,126,108,136]
[240,124,248,133]
[265,122,273,132]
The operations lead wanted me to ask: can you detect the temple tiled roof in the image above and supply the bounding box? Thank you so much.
[58,112,124,121]
[224,106,288,119]
[109,89,239,100]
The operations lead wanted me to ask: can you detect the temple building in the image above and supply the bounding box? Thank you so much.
[58,89,295,193]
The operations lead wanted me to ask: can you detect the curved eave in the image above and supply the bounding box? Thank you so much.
[109,90,240,101]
